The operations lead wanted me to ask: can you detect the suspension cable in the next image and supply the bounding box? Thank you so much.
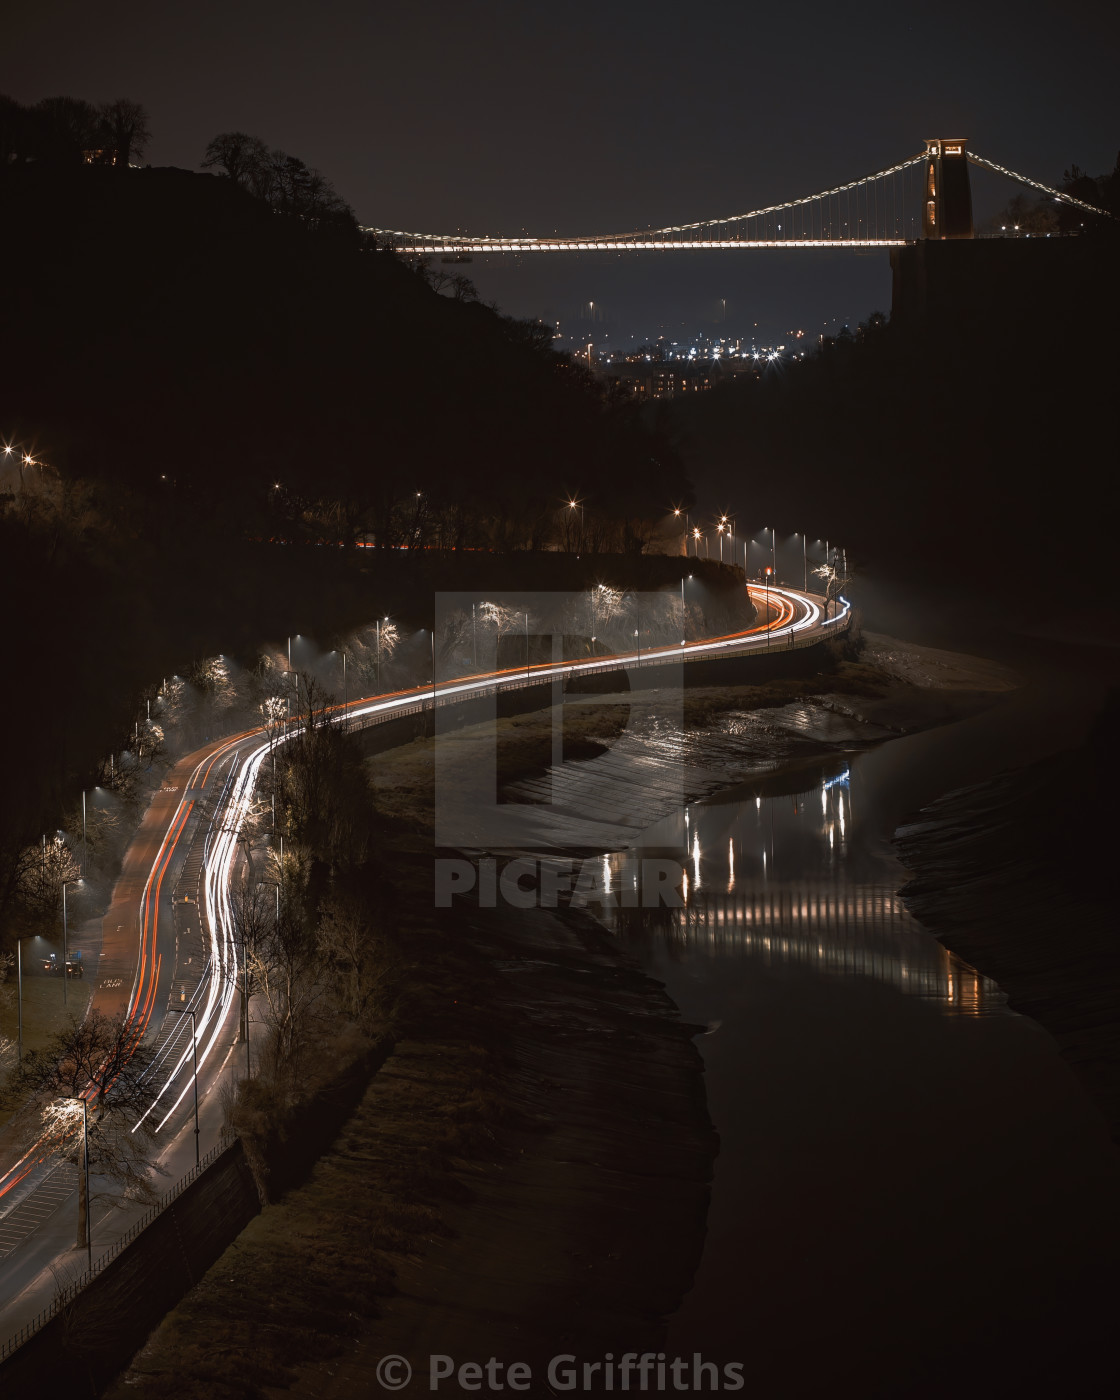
[366,152,928,245]
[968,151,1114,218]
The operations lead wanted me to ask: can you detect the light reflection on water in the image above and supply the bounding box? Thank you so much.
[598,760,1006,1016]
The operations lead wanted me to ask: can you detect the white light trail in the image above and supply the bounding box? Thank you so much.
[144,584,847,1134]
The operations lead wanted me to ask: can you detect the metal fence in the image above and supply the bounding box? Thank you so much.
[0,1132,236,1362]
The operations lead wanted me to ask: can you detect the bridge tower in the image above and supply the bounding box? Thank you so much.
[922,139,974,239]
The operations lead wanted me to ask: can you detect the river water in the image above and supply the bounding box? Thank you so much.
[602,657,1120,1397]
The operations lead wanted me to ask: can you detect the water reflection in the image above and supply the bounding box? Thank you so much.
[599,760,1005,1016]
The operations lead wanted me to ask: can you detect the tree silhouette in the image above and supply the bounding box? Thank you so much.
[97,99,151,167]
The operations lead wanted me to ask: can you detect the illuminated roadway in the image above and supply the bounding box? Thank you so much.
[0,582,847,1335]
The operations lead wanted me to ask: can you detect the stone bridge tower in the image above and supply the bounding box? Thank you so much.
[922,139,974,239]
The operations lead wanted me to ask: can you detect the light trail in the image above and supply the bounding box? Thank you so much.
[2,585,846,1201]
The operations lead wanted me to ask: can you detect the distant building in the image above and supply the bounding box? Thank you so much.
[600,365,710,399]
[82,147,121,166]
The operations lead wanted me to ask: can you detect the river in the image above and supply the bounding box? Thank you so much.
[601,648,1120,1397]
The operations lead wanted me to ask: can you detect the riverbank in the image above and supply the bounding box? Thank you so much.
[108,632,1020,1396]
[109,779,719,1398]
[896,688,1120,1138]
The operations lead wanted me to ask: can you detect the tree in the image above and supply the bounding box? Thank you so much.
[97,99,150,166]
[201,131,269,188]
[247,881,324,1079]
[812,559,853,621]
[226,879,275,1055]
[2,1010,164,1249]
[16,833,80,924]
[317,893,393,1035]
[33,96,100,163]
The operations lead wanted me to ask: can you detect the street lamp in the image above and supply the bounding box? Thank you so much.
[692,527,701,557]
[568,497,585,551]
[61,878,82,1007]
[168,1006,200,1168]
[75,1096,92,1269]
[16,936,24,1065]
[673,506,689,556]
[764,566,773,650]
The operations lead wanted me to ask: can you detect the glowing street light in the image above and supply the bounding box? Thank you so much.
[567,496,585,551]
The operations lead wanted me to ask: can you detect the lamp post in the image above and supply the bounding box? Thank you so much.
[802,533,808,592]
[74,1096,92,1269]
[240,918,251,1079]
[692,527,701,557]
[765,567,773,651]
[61,879,79,1007]
[17,937,23,1066]
[673,507,690,557]
[568,498,585,552]
[524,612,530,682]
[168,1007,200,1168]
[82,791,87,873]
[771,526,777,580]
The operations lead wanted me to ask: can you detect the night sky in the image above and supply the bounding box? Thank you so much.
[7,0,1119,343]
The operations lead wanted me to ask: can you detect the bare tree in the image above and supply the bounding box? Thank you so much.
[812,560,853,621]
[226,879,275,1052]
[201,131,269,187]
[16,833,80,922]
[248,886,325,1079]
[97,98,150,166]
[2,1010,165,1249]
[316,894,393,1035]
[33,96,100,162]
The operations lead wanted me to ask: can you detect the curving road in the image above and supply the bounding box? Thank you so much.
[0,583,847,1330]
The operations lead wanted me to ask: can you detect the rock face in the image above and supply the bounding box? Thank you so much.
[896,693,1120,1138]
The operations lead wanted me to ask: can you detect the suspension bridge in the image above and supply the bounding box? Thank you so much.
[367,139,1112,253]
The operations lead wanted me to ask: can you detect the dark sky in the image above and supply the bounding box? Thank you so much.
[7,0,1119,343]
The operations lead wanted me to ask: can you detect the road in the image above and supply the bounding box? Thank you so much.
[0,582,846,1339]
